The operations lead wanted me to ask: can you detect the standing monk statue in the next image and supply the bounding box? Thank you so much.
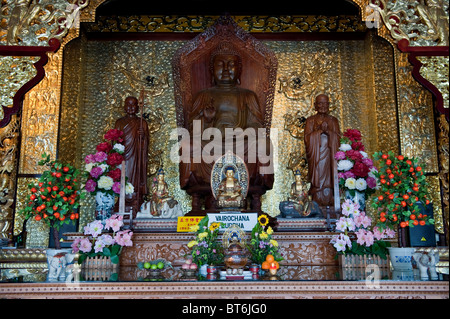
[114,96,149,217]
[304,94,340,207]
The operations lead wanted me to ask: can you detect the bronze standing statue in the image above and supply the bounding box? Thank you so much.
[114,96,149,217]
[304,94,340,208]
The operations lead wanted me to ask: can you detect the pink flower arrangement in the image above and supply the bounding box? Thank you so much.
[84,129,133,197]
[72,214,133,264]
[330,200,394,259]
[335,129,378,197]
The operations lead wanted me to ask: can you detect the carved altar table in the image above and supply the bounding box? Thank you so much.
[0,265,448,299]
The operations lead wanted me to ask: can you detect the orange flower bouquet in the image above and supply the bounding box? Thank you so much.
[371,151,434,247]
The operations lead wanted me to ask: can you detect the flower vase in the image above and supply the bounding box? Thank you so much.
[388,247,416,271]
[345,190,365,211]
[199,264,208,276]
[95,192,116,224]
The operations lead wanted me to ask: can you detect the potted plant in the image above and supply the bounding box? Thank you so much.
[71,214,133,280]
[247,214,283,271]
[371,151,435,270]
[330,199,394,264]
[335,129,378,210]
[83,128,134,222]
[18,153,84,280]
[187,216,224,275]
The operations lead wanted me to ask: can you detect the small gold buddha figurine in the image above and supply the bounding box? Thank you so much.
[216,166,245,208]
[289,170,310,216]
[150,168,175,216]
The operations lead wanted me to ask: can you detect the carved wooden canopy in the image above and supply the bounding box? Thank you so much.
[171,15,278,132]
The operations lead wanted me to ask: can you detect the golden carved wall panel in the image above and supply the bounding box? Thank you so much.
[417,55,449,110]
[19,50,63,174]
[0,114,20,239]
[395,51,439,173]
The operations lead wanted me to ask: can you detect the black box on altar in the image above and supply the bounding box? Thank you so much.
[408,202,436,247]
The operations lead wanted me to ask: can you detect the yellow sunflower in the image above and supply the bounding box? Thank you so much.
[209,222,221,232]
[258,214,269,226]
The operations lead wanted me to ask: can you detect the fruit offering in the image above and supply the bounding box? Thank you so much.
[137,259,172,271]
[260,254,279,273]
[181,257,198,271]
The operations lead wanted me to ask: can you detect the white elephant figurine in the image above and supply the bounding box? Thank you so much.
[428,252,439,280]
[47,251,77,281]
[413,252,438,281]
[48,252,68,281]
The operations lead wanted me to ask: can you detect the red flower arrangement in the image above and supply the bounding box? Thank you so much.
[371,151,434,247]
[84,129,133,197]
[335,129,378,197]
[18,153,84,249]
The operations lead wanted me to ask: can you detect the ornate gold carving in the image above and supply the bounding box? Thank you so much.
[369,0,449,46]
[395,51,439,173]
[417,55,449,110]
[0,114,20,241]
[84,15,367,34]
[0,55,38,122]
[0,0,89,46]
[427,174,444,234]
[437,114,449,242]
[416,0,449,46]
[19,50,62,174]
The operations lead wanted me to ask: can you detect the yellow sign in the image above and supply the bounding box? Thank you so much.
[421,237,427,242]
[177,216,204,232]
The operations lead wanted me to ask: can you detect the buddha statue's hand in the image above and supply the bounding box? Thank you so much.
[204,106,216,122]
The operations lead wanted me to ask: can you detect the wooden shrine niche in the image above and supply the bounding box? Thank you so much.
[172,15,278,214]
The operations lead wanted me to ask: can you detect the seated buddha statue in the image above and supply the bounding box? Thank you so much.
[179,42,273,212]
[216,166,245,209]
[137,168,184,219]
[279,169,322,218]
[150,168,174,216]
[289,170,309,214]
